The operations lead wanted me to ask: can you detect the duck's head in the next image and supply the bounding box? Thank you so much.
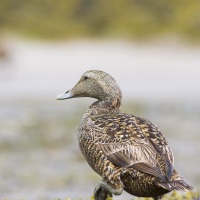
[56,70,122,104]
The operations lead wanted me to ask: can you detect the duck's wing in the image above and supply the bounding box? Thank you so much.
[135,116,174,178]
[91,113,174,180]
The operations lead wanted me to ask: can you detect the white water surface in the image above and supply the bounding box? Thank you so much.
[0,39,200,102]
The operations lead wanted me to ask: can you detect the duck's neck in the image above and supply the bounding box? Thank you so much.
[88,96,122,115]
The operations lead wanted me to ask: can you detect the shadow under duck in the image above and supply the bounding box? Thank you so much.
[57,70,192,200]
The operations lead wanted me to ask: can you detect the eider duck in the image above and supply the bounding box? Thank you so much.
[57,70,192,200]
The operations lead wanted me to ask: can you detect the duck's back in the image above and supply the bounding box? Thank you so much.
[79,112,188,196]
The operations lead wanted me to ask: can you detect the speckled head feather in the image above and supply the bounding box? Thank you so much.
[57,70,122,113]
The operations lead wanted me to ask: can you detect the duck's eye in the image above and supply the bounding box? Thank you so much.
[83,76,88,80]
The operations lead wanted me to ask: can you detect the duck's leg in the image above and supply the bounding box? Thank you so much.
[94,187,112,200]
[94,180,123,200]
[154,195,163,200]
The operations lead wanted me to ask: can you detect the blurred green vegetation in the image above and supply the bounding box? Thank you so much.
[0,0,200,41]
[134,191,200,200]
[90,191,199,200]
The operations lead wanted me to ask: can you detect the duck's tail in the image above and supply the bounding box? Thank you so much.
[157,173,193,191]
[156,166,193,192]
[158,179,193,191]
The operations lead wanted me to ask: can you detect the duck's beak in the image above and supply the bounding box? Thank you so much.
[56,90,74,100]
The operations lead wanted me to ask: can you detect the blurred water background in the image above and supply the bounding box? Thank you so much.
[0,1,200,199]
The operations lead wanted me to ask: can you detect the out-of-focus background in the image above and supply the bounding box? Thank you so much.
[0,1,200,199]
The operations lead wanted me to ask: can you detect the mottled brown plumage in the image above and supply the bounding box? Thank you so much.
[57,70,192,200]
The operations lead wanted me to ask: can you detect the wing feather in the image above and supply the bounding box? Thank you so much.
[137,117,174,179]
[91,113,174,180]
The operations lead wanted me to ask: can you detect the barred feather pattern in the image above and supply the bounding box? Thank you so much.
[79,110,193,197]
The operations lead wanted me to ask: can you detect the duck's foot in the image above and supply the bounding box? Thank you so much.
[94,180,123,200]
[94,187,112,200]
[153,195,164,200]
